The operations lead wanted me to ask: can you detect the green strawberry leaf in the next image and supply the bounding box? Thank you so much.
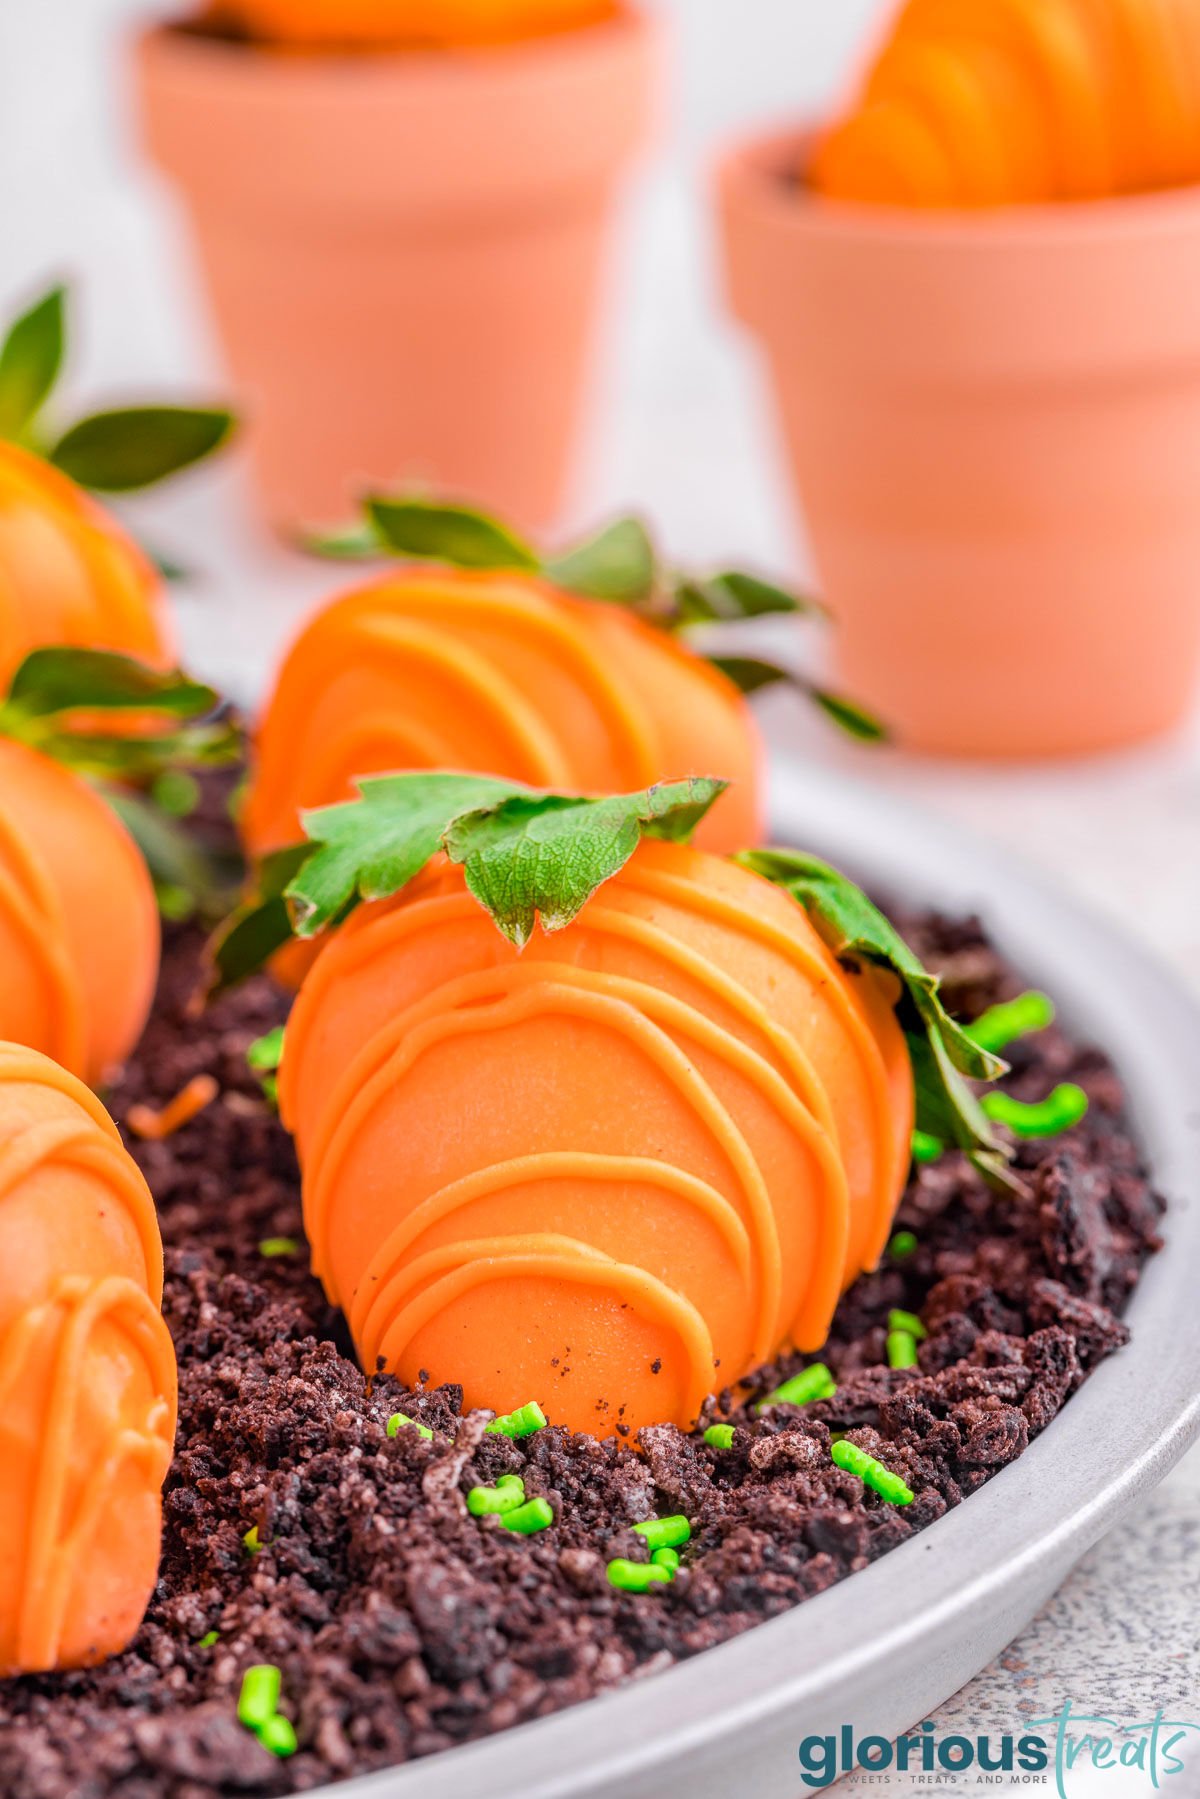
[736,846,1009,1166]
[6,648,219,720]
[300,519,385,561]
[675,570,822,624]
[808,688,889,743]
[208,843,313,993]
[365,497,539,572]
[444,778,727,948]
[212,775,727,986]
[102,785,242,925]
[705,656,889,742]
[706,655,793,696]
[49,406,235,492]
[543,516,657,606]
[289,772,523,937]
[0,285,65,439]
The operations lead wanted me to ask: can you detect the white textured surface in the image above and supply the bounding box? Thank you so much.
[2,3,1198,1790]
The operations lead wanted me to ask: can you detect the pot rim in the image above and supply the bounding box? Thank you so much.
[719,120,1200,251]
[137,5,651,94]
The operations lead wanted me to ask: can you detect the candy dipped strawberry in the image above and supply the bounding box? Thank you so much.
[213,773,1003,1438]
[0,1044,176,1674]
[0,649,240,1082]
[243,501,881,880]
[0,283,233,685]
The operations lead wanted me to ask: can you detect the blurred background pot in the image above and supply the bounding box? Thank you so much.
[717,127,1200,760]
[136,9,656,534]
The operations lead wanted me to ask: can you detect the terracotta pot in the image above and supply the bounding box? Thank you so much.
[717,127,1200,759]
[135,11,657,532]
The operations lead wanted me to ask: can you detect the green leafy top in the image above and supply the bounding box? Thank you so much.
[0,647,243,921]
[210,774,727,990]
[0,283,234,495]
[302,496,887,745]
[736,847,1012,1180]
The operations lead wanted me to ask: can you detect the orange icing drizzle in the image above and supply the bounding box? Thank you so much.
[284,845,912,1435]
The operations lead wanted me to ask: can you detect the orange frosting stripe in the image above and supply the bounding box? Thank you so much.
[0,1046,177,1675]
[242,569,763,879]
[0,442,172,689]
[283,841,913,1436]
[0,741,159,1086]
[201,0,614,50]
[813,0,1200,206]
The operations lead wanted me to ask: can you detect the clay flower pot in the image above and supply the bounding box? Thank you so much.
[717,127,1200,758]
[0,443,172,688]
[242,567,764,863]
[135,9,657,532]
[0,740,160,1087]
[0,1043,176,1674]
[280,842,912,1437]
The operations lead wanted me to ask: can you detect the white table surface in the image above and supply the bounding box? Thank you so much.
[3,4,1198,1793]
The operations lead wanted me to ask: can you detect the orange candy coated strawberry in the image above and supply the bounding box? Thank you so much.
[243,569,763,869]
[0,1044,176,1674]
[0,443,172,691]
[280,842,913,1438]
[0,740,159,1087]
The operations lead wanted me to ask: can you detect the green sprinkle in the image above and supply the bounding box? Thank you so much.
[242,1525,264,1554]
[607,1558,671,1592]
[910,1129,944,1164]
[887,1329,919,1371]
[238,1664,281,1730]
[198,1630,219,1648]
[485,1401,547,1439]
[499,1496,554,1535]
[247,1025,286,1072]
[258,1714,298,1758]
[651,1546,680,1574]
[704,1423,735,1450]
[632,1514,690,1552]
[156,883,194,923]
[966,990,1055,1055]
[387,1412,434,1441]
[756,1363,836,1412]
[467,1475,527,1517]
[888,1230,918,1262]
[888,1309,927,1341]
[831,1439,914,1506]
[151,769,201,819]
[261,1075,278,1107]
[258,1237,299,1258]
[981,1083,1088,1139]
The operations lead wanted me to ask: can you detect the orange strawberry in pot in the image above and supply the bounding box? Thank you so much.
[214,773,1002,1439]
[814,0,1200,207]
